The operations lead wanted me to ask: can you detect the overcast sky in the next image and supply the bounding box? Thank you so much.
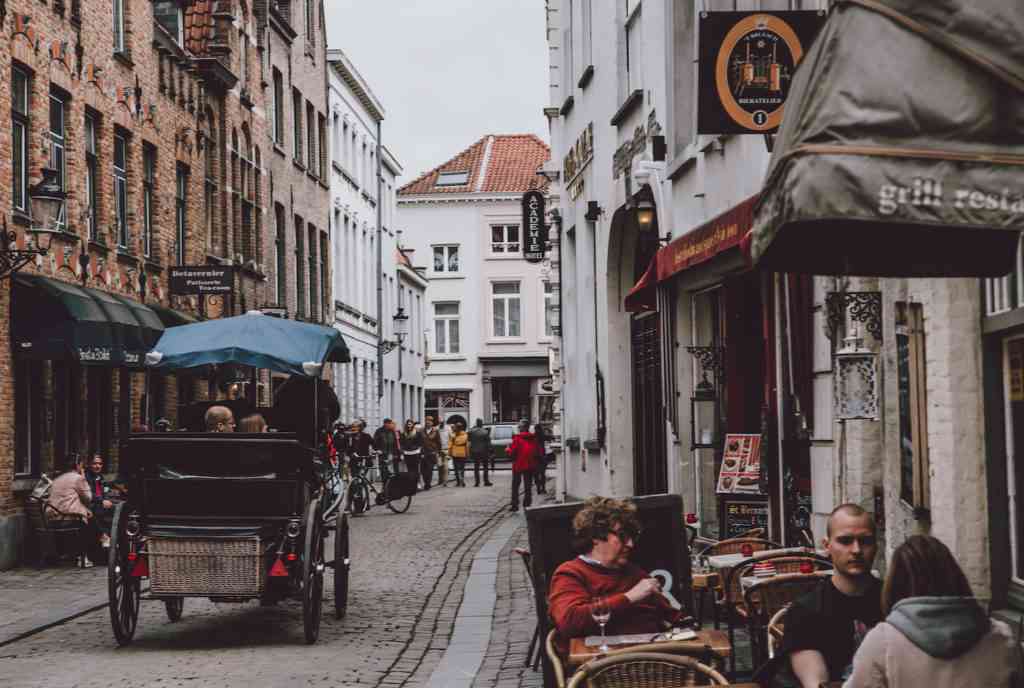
[324,1,550,186]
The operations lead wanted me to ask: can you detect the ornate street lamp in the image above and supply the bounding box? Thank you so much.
[0,167,65,280]
[834,326,879,421]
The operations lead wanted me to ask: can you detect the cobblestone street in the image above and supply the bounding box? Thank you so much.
[0,473,546,688]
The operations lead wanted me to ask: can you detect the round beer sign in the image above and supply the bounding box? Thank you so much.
[714,14,804,132]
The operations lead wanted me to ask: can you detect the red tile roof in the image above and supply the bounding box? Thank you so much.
[185,1,214,55]
[398,134,550,196]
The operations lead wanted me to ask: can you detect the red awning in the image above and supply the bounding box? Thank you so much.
[624,256,659,313]
[656,194,759,282]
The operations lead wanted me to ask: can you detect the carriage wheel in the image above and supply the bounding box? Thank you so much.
[164,597,184,622]
[333,510,350,619]
[384,476,412,514]
[108,503,141,646]
[350,478,370,515]
[302,501,325,644]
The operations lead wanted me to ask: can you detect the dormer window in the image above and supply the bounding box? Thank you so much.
[436,171,470,187]
[154,1,184,45]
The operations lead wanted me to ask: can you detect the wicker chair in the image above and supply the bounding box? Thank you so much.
[735,527,766,539]
[744,572,829,666]
[546,629,569,688]
[566,652,728,687]
[766,605,789,659]
[697,537,780,558]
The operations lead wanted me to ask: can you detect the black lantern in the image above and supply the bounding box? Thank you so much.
[687,346,724,449]
[29,166,66,234]
[393,306,409,342]
[635,199,656,228]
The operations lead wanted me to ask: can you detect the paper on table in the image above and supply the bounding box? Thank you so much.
[583,629,697,647]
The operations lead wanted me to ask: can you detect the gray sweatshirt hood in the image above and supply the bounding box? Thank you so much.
[886,597,990,659]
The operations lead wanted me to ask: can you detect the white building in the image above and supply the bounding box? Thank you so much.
[327,48,426,430]
[544,0,1003,607]
[397,135,558,428]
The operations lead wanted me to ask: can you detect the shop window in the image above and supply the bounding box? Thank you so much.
[86,368,113,460]
[14,361,43,477]
[434,302,460,354]
[12,66,29,213]
[492,282,522,338]
[491,224,520,254]
[896,302,929,512]
[432,245,459,273]
[425,390,470,425]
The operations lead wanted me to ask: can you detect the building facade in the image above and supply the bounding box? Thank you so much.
[397,135,556,430]
[544,0,1000,607]
[0,0,279,567]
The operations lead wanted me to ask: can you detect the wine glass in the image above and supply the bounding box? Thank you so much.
[591,596,612,653]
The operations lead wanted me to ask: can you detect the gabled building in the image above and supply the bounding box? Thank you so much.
[398,135,556,429]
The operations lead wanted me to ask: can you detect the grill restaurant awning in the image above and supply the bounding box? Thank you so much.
[750,0,1024,277]
[12,274,164,366]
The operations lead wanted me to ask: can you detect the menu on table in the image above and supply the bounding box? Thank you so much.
[715,433,762,494]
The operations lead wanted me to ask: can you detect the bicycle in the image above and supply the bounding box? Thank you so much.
[347,453,413,515]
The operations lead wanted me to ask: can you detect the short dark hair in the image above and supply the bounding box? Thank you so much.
[65,452,84,472]
[826,503,876,537]
[571,496,642,554]
[882,535,974,615]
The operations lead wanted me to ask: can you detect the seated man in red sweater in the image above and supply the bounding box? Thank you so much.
[547,496,689,653]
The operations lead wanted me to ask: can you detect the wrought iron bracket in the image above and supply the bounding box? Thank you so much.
[826,291,882,342]
[380,339,400,355]
[0,224,48,280]
[686,346,725,381]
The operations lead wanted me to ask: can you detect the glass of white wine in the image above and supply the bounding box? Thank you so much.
[591,595,612,653]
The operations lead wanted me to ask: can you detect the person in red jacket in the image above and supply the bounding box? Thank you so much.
[547,496,689,654]
[505,420,538,512]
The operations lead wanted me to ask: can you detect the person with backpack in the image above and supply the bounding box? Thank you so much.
[506,421,539,512]
[468,418,493,487]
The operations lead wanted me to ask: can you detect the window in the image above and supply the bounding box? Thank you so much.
[434,302,460,354]
[272,69,284,144]
[295,217,306,318]
[306,102,316,171]
[318,114,327,179]
[625,2,643,92]
[320,230,329,323]
[240,132,255,260]
[544,281,557,337]
[897,302,929,511]
[491,224,520,254]
[85,112,99,240]
[154,1,183,44]
[305,0,314,38]
[12,66,29,213]
[308,225,317,322]
[143,144,156,257]
[14,360,42,477]
[275,204,286,303]
[432,245,459,273]
[175,166,187,264]
[49,91,67,230]
[114,133,129,247]
[113,0,126,53]
[436,170,469,187]
[293,89,303,162]
[204,122,217,252]
[492,282,521,338]
[239,31,249,93]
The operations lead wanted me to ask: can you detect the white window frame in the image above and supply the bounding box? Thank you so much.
[432,244,460,274]
[433,302,460,355]
[491,281,522,339]
[543,280,555,339]
[49,92,67,230]
[114,133,129,248]
[490,224,521,255]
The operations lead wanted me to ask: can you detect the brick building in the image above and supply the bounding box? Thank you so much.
[0,0,332,568]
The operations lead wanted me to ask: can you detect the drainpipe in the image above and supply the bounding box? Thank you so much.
[376,119,384,401]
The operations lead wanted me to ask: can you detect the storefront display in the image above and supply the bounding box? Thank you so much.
[715,433,763,495]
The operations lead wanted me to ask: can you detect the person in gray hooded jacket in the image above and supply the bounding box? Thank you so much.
[843,534,1021,688]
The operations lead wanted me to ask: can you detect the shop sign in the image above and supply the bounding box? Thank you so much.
[613,110,662,180]
[658,194,757,281]
[169,265,234,295]
[721,497,770,539]
[697,11,826,135]
[563,123,594,202]
[522,190,548,263]
[716,433,762,494]
[78,346,114,363]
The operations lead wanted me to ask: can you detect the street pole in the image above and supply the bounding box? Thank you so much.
[376,119,384,404]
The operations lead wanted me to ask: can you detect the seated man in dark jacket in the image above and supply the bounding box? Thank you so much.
[84,454,115,534]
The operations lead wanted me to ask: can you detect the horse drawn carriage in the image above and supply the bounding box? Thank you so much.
[108,312,351,645]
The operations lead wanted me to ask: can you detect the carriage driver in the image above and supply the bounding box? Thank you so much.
[205,405,236,432]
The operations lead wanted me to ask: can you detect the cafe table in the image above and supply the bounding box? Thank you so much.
[567,628,731,669]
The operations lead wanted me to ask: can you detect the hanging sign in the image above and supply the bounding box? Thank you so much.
[168,265,234,295]
[522,190,548,263]
[698,11,826,135]
[716,433,763,494]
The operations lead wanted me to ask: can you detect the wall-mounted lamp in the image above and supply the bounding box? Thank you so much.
[834,326,879,421]
[635,199,656,228]
[585,201,603,222]
[0,167,66,280]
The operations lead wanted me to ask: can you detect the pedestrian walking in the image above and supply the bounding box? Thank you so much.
[506,421,538,512]
[422,416,444,488]
[468,418,493,487]
[373,418,401,480]
[349,420,374,477]
[399,419,427,489]
[447,421,469,487]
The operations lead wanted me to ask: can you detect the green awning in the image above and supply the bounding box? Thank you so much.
[148,303,198,328]
[11,275,164,367]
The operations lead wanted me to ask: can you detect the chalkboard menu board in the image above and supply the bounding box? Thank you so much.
[720,495,770,539]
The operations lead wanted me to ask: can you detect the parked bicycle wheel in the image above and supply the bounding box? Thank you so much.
[384,474,413,514]
[349,477,370,515]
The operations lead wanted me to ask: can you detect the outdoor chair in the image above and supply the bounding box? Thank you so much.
[766,605,789,659]
[565,652,728,687]
[744,572,830,667]
[26,496,86,567]
[514,546,545,670]
[735,527,766,539]
[697,536,780,558]
[546,629,569,688]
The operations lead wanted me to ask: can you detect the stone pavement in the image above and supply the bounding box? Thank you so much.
[0,563,113,647]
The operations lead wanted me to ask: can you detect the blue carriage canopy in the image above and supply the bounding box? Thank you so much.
[145,311,350,377]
